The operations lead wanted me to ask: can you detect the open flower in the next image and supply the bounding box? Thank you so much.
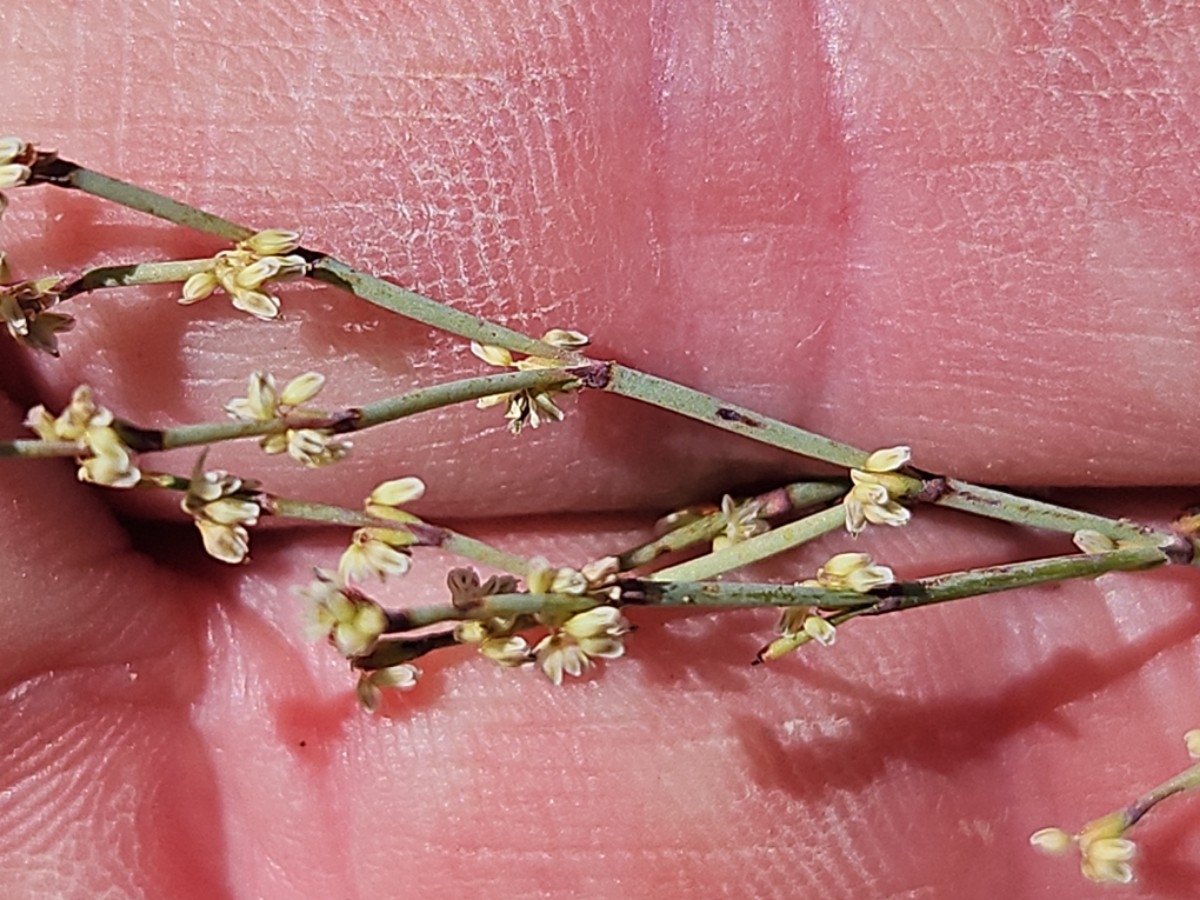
[181,458,261,564]
[180,228,307,320]
[225,370,350,467]
[843,445,913,536]
[355,663,421,713]
[297,571,387,658]
[0,257,73,357]
[338,477,425,584]
[24,385,141,488]
[469,328,588,434]
[533,605,631,686]
[711,494,770,550]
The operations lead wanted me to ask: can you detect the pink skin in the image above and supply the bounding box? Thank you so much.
[2,1,1200,896]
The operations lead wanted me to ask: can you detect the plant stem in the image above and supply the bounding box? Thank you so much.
[602,364,869,469]
[270,500,533,576]
[616,480,847,570]
[0,439,80,459]
[1126,760,1200,827]
[647,505,847,582]
[308,257,574,360]
[931,478,1162,543]
[860,544,1167,614]
[31,156,253,242]
[144,479,535,576]
[58,259,214,300]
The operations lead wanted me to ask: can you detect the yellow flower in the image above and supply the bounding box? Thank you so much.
[179,229,306,320]
[711,495,770,551]
[469,328,587,434]
[225,370,350,467]
[338,477,425,584]
[533,605,631,686]
[478,635,533,667]
[812,552,895,593]
[355,663,421,713]
[77,425,141,488]
[297,571,387,658]
[25,385,141,488]
[1185,729,1200,760]
[843,445,913,536]
[181,459,261,564]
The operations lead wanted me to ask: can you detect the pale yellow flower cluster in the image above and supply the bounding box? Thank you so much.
[297,570,388,659]
[225,370,349,467]
[759,553,895,662]
[470,328,587,433]
[181,461,261,564]
[843,446,913,536]
[450,557,633,683]
[338,477,425,584]
[25,385,141,488]
[0,255,73,357]
[1030,811,1137,885]
[0,137,33,217]
[180,229,307,320]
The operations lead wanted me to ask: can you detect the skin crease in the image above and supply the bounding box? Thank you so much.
[2,0,1200,896]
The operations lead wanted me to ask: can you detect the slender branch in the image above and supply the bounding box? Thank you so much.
[144,479,536,576]
[308,257,576,361]
[931,477,1164,544]
[58,259,214,300]
[602,364,869,469]
[647,505,847,582]
[31,156,253,241]
[616,480,847,570]
[0,439,80,459]
[1126,760,1200,827]
[860,544,1168,614]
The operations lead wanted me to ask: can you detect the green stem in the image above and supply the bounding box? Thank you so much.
[0,439,80,459]
[309,257,575,361]
[932,477,1163,543]
[33,157,253,242]
[143,478,535,577]
[616,480,846,570]
[1126,760,1200,827]
[860,544,1167,615]
[603,364,869,469]
[58,259,214,300]
[32,155,571,361]
[647,505,847,582]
